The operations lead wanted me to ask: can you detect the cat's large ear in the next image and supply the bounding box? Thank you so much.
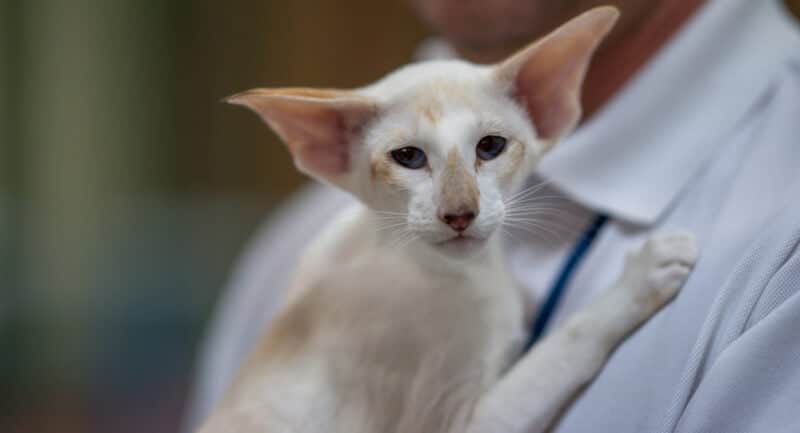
[494,6,618,145]
[226,88,378,187]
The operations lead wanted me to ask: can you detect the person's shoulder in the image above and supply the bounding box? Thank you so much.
[718,194,800,341]
[738,195,800,327]
[240,183,355,261]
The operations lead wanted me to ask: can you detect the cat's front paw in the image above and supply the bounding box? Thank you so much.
[620,231,698,312]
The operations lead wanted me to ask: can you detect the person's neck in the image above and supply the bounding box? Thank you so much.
[581,0,705,120]
[455,0,705,122]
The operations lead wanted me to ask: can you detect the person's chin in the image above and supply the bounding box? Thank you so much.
[434,234,488,258]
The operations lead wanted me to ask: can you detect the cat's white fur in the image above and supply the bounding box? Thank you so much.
[358,61,540,250]
[199,7,698,433]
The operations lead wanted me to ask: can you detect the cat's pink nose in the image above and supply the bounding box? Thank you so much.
[440,211,476,232]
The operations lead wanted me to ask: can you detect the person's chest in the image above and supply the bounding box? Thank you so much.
[511,72,800,432]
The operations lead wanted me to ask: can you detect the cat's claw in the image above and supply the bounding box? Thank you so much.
[619,231,698,312]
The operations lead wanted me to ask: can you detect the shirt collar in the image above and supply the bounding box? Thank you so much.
[537,0,800,225]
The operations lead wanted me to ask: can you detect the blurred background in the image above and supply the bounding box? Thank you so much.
[0,1,427,432]
[1,1,799,433]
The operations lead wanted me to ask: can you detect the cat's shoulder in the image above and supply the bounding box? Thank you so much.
[286,202,373,293]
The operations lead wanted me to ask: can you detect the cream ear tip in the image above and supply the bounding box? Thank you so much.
[222,92,249,105]
[592,5,621,21]
[578,5,620,35]
[222,89,275,105]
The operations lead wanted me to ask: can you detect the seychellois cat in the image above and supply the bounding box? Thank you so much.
[199,7,697,433]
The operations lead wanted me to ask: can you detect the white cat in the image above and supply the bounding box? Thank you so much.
[199,7,697,433]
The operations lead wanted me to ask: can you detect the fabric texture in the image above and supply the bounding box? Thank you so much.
[185,1,800,432]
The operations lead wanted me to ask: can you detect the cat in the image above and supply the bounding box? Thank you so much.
[198,7,697,433]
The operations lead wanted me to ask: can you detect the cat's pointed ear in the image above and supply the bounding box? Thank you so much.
[493,6,618,145]
[226,88,378,186]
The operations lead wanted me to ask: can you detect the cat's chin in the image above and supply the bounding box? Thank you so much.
[433,234,488,258]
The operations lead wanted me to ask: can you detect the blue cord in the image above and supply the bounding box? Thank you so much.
[524,214,609,351]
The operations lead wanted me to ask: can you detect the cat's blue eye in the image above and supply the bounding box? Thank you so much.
[390,146,427,169]
[476,135,507,161]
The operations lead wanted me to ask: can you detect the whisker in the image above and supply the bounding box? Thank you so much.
[509,206,567,217]
[505,195,571,207]
[396,233,420,250]
[505,179,552,203]
[387,229,417,250]
[505,206,575,214]
[373,210,409,216]
[373,216,409,222]
[507,201,571,211]
[373,213,408,218]
[507,191,564,202]
[508,206,571,216]
[505,185,542,203]
[375,222,410,233]
[504,213,586,225]
[503,220,559,243]
[505,216,587,227]
[504,215,582,225]
[504,215,581,240]
[504,218,585,239]
[481,207,506,220]
[505,214,585,225]
[509,224,562,243]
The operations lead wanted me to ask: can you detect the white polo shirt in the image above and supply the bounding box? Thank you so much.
[187,1,800,432]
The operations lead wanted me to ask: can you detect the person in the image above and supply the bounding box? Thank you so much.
[185,1,800,432]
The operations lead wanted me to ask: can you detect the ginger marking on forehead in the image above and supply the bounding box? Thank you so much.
[422,105,440,124]
[415,94,443,125]
[416,79,474,110]
[430,79,474,100]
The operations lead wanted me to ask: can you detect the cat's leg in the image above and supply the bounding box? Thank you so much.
[466,231,698,433]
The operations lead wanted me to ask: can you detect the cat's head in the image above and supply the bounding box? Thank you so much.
[228,7,617,258]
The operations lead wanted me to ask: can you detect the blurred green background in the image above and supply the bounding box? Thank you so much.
[1,1,426,432]
[1,1,799,433]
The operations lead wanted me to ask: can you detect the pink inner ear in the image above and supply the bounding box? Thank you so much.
[227,90,376,179]
[498,7,618,142]
[515,62,582,141]
[276,104,352,176]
